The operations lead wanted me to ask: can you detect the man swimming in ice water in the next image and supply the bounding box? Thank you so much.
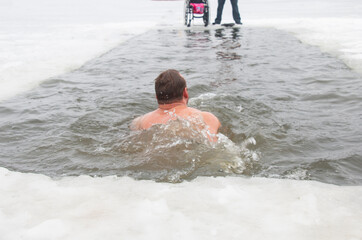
[131,69,221,141]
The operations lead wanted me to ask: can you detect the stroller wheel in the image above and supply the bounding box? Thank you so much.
[184,1,190,26]
[184,0,194,27]
[186,6,193,27]
[203,6,209,26]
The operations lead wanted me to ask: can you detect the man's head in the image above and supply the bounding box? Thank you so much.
[155,69,187,104]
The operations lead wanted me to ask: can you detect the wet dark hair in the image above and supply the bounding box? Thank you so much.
[155,69,186,104]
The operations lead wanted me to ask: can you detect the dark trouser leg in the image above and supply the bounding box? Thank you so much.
[230,0,241,23]
[214,0,226,24]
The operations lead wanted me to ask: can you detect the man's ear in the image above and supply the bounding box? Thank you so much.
[183,88,189,99]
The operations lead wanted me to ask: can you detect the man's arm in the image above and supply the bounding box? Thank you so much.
[201,112,221,134]
[130,116,143,131]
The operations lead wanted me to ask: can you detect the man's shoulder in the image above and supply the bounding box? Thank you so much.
[185,107,219,121]
[200,111,219,122]
[131,109,166,130]
[200,111,221,133]
[130,115,142,130]
[185,107,203,114]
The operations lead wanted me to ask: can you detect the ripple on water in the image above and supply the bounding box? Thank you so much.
[0,27,361,184]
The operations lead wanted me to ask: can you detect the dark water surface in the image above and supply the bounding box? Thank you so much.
[1,27,361,184]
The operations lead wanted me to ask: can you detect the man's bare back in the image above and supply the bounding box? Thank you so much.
[131,103,220,135]
[131,69,221,141]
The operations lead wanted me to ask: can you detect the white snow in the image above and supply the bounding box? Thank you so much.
[0,0,362,239]
[1,0,362,101]
[1,167,361,240]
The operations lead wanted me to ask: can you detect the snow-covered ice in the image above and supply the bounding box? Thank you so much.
[0,0,362,239]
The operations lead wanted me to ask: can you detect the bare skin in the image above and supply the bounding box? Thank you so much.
[131,88,221,141]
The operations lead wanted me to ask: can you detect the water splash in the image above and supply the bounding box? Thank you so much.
[112,119,258,182]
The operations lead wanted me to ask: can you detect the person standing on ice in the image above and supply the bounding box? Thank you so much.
[212,0,242,25]
[131,69,221,141]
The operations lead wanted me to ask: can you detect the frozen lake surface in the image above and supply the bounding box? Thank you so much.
[1,27,361,185]
[0,0,362,239]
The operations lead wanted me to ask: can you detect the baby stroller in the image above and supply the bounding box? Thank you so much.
[184,0,209,27]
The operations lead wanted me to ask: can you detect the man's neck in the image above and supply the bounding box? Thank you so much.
[158,101,187,110]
